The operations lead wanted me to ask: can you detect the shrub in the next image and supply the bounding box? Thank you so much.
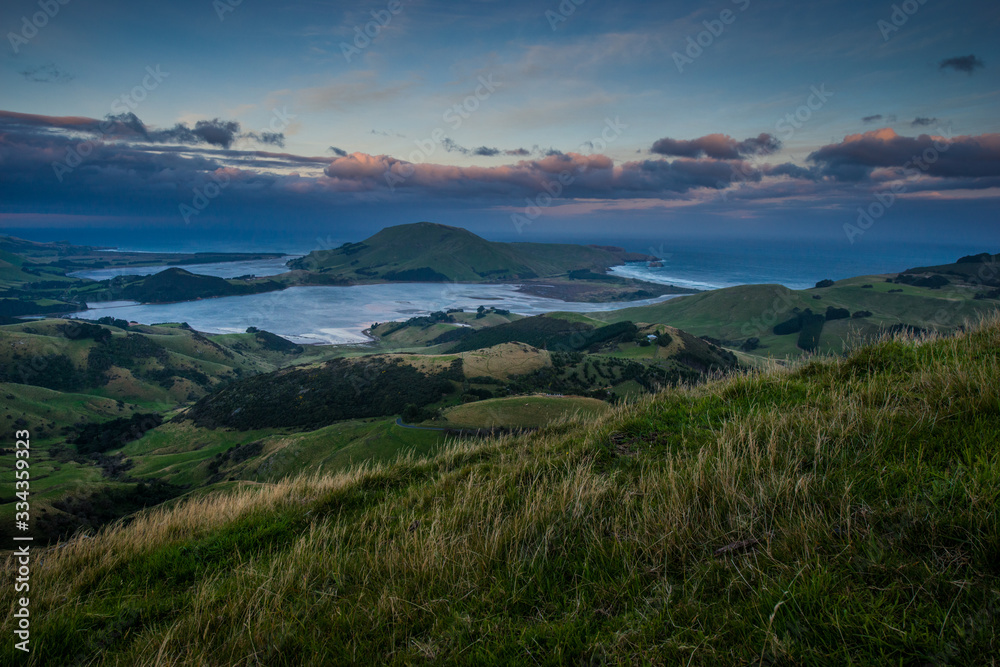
[72,413,163,455]
[825,307,850,321]
[187,357,455,430]
[0,353,84,391]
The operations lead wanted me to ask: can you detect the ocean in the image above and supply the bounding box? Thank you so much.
[602,238,987,291]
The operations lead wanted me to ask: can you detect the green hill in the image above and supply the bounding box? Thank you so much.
[592,275,998,358]
[289,221,653,282]
[0,319,323,439]
[440,394,610,429]
[4,316,997,665]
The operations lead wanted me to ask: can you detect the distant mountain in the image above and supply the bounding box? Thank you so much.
[288,222,654,282]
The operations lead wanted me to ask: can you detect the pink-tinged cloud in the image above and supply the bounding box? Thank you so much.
[322,151,784,197]
[4,108,999,222]
[809,128,1000,180]
[0,110,108,130]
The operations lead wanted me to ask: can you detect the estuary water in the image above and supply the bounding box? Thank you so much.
[68,283,682,345]
[62,236,987,344]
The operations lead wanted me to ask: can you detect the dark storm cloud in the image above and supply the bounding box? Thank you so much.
[862,115,883,124]
[911,117,940,127]
[939,55,985,73]
[650,133,782,159]
[329,146,348,157]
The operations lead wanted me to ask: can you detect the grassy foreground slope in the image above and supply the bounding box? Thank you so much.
[3,318,999,665]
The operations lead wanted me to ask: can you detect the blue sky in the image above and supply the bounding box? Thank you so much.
[1,0,998,249]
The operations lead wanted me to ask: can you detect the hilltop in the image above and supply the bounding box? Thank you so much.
[3,316,997,664]
[289,222,654,281]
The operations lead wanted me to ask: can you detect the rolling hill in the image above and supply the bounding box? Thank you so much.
[4,316,997,664]
[288,221,655,282]
[591,269,999,357]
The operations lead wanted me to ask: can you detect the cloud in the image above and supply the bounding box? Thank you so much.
[939,55,985,74]
[441,139,532,157]
[0,110,285,149]
[321,149,812,200]
[3,108,997,229]
[20,62,74,84]
[650,133,782,159]
[116,115,284,148]
[147,119,242,148]
[370,129,405,138]
[248,132,286,148]
[808,128,1000,181]
[911,117,940,127]
[862,114,897,125]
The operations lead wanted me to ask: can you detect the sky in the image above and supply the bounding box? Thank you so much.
[0,0,998,252]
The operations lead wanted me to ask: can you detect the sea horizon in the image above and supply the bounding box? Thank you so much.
[27,229,992,292]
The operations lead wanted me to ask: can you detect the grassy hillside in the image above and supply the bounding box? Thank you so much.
[6,317,997,664]
[440,394,610,429]
[0,319,298,409]
[289,221,652,282]
[458,342,551,380]
[0,321,327,537]
[594,277,998,358]
[0,315,735,545]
